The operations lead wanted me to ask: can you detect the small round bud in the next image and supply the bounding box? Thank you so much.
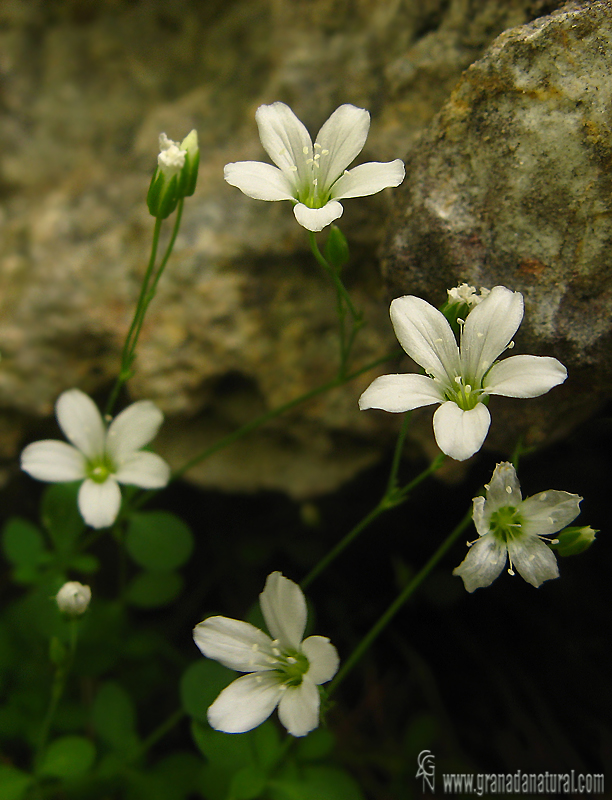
[55,581,91,616]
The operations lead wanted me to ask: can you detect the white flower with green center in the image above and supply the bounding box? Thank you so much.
[21,389,170,529]
[358,285,567,461]
[193,571,339,737]
[224,102,405,232]
[453,462,582,592]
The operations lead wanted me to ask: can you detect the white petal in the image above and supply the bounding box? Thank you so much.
[453,534,508,592]
[56,389,106,460]
[484,355,567,398]
[293,201,343,231]
[472,495,489,537]
[331,160,405,199]
[519,491,581,537]
[461,286,523,383]
[106,400,164,462]
[301,636,339,684]
[358,373,441,413]
[255,103,313,185]
[433,401,491,461]
[78,477,122,529]
[507,535,559,588]
[207,673,283,734]
[21,440,86,482]
[223,161,295,201]
[193,616,275,671]
[114,451,170,488]
[259,572,306,650]
[277,678,321,737]
[314,104,370,189]
[483,462,523,514]
[389,296,460,383]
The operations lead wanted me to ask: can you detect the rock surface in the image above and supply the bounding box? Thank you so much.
[382,0,612,455]
[0,0,581,495]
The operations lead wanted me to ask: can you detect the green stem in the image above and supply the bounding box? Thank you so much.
[326,506,473,697]
[128,708,185,763]
[34,619,80,775]
[301,443,446,590]
[169,351,401,483]
[308,231,360,322]
[385,412,412,496]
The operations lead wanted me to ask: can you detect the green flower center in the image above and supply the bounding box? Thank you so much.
[275,648,310,687]
[489,505,523,542]
[444,375,483,410]
[86,456,116,484]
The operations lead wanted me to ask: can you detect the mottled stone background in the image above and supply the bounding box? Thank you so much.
[1,0,608,496]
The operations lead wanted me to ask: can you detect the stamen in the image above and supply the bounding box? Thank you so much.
[506,485,513,494]
[314,143,322,150]
[539,493,547,500]
[457,317,465,325]
[313,178,318,186]
[322,149,329,155]
[302,146,309,155]
[289,165,298,171]
[550,538,559,544]
[508,341,515,349]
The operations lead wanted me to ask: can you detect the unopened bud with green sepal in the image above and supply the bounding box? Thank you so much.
[147,130,199,219]
[550,526,597,557]
[324,225,350,271]
[177,129,199,198]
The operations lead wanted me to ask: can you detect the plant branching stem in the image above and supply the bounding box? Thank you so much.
[326,506,473,697]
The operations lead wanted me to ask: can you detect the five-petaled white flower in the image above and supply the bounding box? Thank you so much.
[358,285,567,461]
[193,571,339,737]
[21,389,170,529]
[224,102,405,232]
[453,462,582,592]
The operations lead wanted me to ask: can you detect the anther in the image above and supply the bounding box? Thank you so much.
[506,486,512,494]
[302,146,309,155]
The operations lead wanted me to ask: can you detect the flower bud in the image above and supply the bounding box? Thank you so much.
[55,581,91,616]
[177,129,199,198]
[441,283,490,336]
[324,224,350,270]
[551,526,597,557]
[147,133,185,219]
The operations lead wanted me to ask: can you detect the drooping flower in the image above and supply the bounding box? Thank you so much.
[21,389,170,529]
[193,571,339,737]
[358,285,567,461]
[453,462,582,592]
[55,581,91,615]
[224,102,405,232]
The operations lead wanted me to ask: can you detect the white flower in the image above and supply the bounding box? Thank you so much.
[193,571,339,737]
[21,389,170,529]
[453,462,582,592]
[358,286,567,461]
[55,581,91,615]
[158,133,186,176]
[224,102,405,232]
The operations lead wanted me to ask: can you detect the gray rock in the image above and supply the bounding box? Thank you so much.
[0,0,570,494]
[382,0,612,455]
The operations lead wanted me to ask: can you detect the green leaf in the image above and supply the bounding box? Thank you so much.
[269,765,365,800]
[126,571,183,608]
[92,681,139,753]
[69,553,100,573]
[191,720,254,771]
[253,720,282,770]
[2,518,48,569]
[39,735,96,778]
[230,765,268,799]
[126,512,194,571]
[41,482,85,554]
[295,728,335,761]
[181,660,234,723]
[0,765,34,800]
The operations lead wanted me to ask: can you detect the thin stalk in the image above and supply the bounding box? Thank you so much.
[308,231,360,322]
[326,506,473,697]
[128,708,185,763]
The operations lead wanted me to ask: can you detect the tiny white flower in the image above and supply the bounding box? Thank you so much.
[453,462,582,592]
[21,389,170,529]
[193,571,339,737]
[158,132,186,176]
[224,102,405,232]
[358,286,567,461]
[56,581,91,615]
